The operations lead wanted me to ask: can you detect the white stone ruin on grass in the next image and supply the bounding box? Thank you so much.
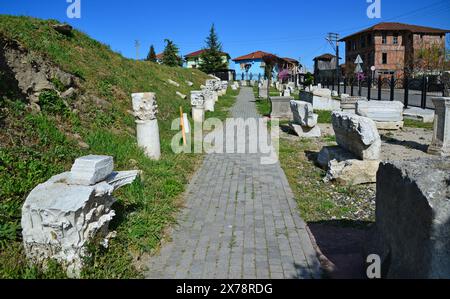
[289,100,321,138]
[356,100,404,130]
[132,92,161,160]
[428,97,450,157]
[319,112,381,185]
[22,155,139,278]
[191,90,205,123]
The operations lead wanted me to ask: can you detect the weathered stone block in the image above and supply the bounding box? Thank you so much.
[22,157,139,277]
[340,96,367,114]
[317,146,357,169]
[69,155,114,186]
[312,88,332,98]
[290,123,321,138]
[403,107,435,123]
[356,100,404,122]
[270,96,294,119]
[428,97,450,157]
[332,112,381,160]
[324,159,380,185]
[369,158,450,279]
[290,100,318,128]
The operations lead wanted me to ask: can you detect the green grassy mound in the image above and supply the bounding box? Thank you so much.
[0,15,237,278]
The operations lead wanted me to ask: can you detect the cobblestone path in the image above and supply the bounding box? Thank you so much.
[146,87,321,279]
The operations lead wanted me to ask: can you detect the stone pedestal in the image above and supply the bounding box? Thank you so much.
[136,119,161,160]
[270,96,294,119]
[428,97,450,157]
[22,155,139,277]
[192,106,205,123]
[132,92,160,160]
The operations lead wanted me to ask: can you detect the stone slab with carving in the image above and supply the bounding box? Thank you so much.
[131,92,158,121]
[22,156,139,277]
[332,111,381,160]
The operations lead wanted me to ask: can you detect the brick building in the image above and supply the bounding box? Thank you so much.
[340,22,449,78]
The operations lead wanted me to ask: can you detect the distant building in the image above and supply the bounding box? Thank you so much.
[232,51,279,80]
[340,22,450,78]
[313,53,339,81]
[184,49,230,69]
[155,53,164,64]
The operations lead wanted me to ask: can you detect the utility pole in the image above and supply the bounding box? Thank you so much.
[135,40,140,61]
[327,33,340,94]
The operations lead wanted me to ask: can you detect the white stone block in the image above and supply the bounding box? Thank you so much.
[428,97,450,156]
[22,158,139,277]
[290,100,318,128]
[69,155,114,186]
[332,111,381,160]
[356,100,404,122]
[136,119,161,160]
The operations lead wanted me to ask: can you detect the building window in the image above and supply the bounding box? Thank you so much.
[382,53,388,64]
[352,40,356,50]
[361,36,366,48]
[393,33,399,45]
[382,33,387,44]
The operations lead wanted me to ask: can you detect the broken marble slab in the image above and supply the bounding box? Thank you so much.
[22,156,140,277]
[332,111,381,160]
[356,100,404,122]
[176,91,187,100]
[68,155,114,186]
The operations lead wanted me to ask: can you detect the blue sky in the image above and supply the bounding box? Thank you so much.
[1,0,449,70]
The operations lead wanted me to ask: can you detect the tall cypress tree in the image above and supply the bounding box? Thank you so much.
[162,39,183,67]
[199,24,228,73]
[147,45,157,62]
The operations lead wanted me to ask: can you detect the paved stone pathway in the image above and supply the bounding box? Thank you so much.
[146,87,321,279]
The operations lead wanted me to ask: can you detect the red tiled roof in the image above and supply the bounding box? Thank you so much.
[185,49,229,58]
[340,22,450,41]
[156,52,164,60]
[282,57,299,64]
[313,53,336,61]
[232,51,275,62]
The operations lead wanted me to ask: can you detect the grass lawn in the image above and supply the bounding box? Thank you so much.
[278,137,375,226]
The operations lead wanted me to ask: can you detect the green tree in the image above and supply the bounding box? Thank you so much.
[146,45,157,62]
[199,24,228,73]
[162,39,182,67]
